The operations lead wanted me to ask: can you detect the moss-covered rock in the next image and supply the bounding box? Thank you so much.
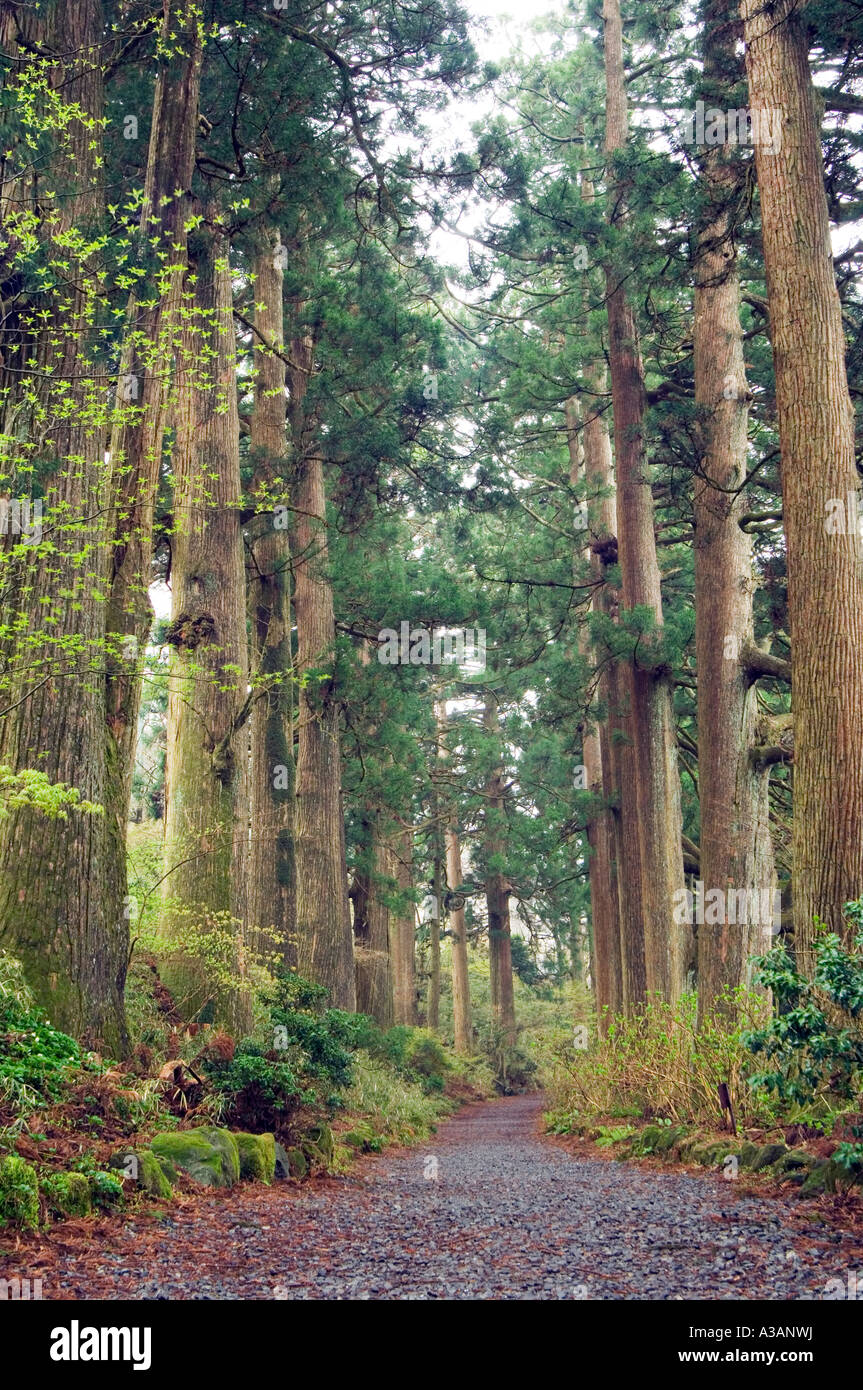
[108,1150,173,1199]
[0,1156,39,1230]
[300,1123,335,1172]
[773,1150,816,1182]
[286,1147,308,1178]
[305,1123,334,1161]
[654,1126,686,1154]
[738,1142,759,1169]
[273,1142,291,1180]
[151,1129,239,1188]
[196,1128,241,1184]
[342,1121,379,1152]
[137,1149,173,1198]
[799,1160,844,1196]
[751,1142,787,1172]
[235,1132,275,1184]
[301,1140,326,1170]
[676,1135,701,1160]
[41,1171,91,1219]
[636,1125,663,1153]
[690,1141,733,1167]
[89,1170,125,1210]
[708,1141,738,1166]
[153,1152,179,1186]
[258,1133,276,1179]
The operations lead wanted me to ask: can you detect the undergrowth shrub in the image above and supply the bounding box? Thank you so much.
[0,952,80,1105]
[477,1021,538,1095]
[364,1025,451,1090]
[744,901,863,1107]
[338,1052,456,1152]
[201,972,354,1135]
[543,989,776,1132]
[743,900,863,1168]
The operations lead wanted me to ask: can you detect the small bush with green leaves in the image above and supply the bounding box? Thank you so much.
[0,1155,39,1229]
[202,971,356,1134]
[402,1030,450,1080]
[744,899,863,1108]
[89,1170,125,1211]
[0,952,80,1102]
[206,1043,316,1133]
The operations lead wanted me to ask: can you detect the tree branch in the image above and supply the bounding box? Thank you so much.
[741,642,791,684]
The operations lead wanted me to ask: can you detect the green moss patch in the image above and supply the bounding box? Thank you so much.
[41,1171,91,1219]
[150,1129,239,1188]
[235,1132,275,1184]
[108,1149,173,1199]
[0,1156,39,1230]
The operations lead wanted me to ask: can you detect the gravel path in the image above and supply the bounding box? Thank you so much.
[46,1095,863,1300]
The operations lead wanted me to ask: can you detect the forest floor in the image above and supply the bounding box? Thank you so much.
[17,1093,863,1300]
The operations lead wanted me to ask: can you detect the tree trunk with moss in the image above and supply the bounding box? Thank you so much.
[289,314,356,1009]
[161,221,250,1032]
[351,815,394,1026]
[0,0,128,1052]
[426,785,444,1031]
[483,695,516,1046]
[390,826,417,1026]
[104,0,202,999]
[246,229,296,967]
[566,393,623,1025]
[436,701,471,1051]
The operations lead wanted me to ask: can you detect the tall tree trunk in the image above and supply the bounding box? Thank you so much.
[590,423,647,1015]
[446,823,472,1053]
[741,0,863,960]
[436,701,471,1050]
[575,166,643,1014]
[246,229,296,966]
[161,219,250,1031]
[427,789,444,1031]
[391,826,418,1025]
[0,0,128,1051]
[694,2,776,1020]
[603,0,687,1000]
[565,394,623,1025]
[351,817,394,1025]
[289,317,355,1008]
[104,0,202,985]
[483,695,516,1046]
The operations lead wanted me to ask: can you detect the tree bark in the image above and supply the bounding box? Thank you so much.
[436,700,471,1050]
[390,826,418,1026]
[742,0,863,959]
[603,0,687,1000]
[565,393,623,1025]
[426,784,444,1031]
[351,816,394,1026]
[104,0,202,984]
[161,218,250,1031]
[246,229,296,967]
[693,1,776,1020]
[483,695,516,1046]
[446,822,473,1053]
[289,314,356,1008]
[0,0,128,1051]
